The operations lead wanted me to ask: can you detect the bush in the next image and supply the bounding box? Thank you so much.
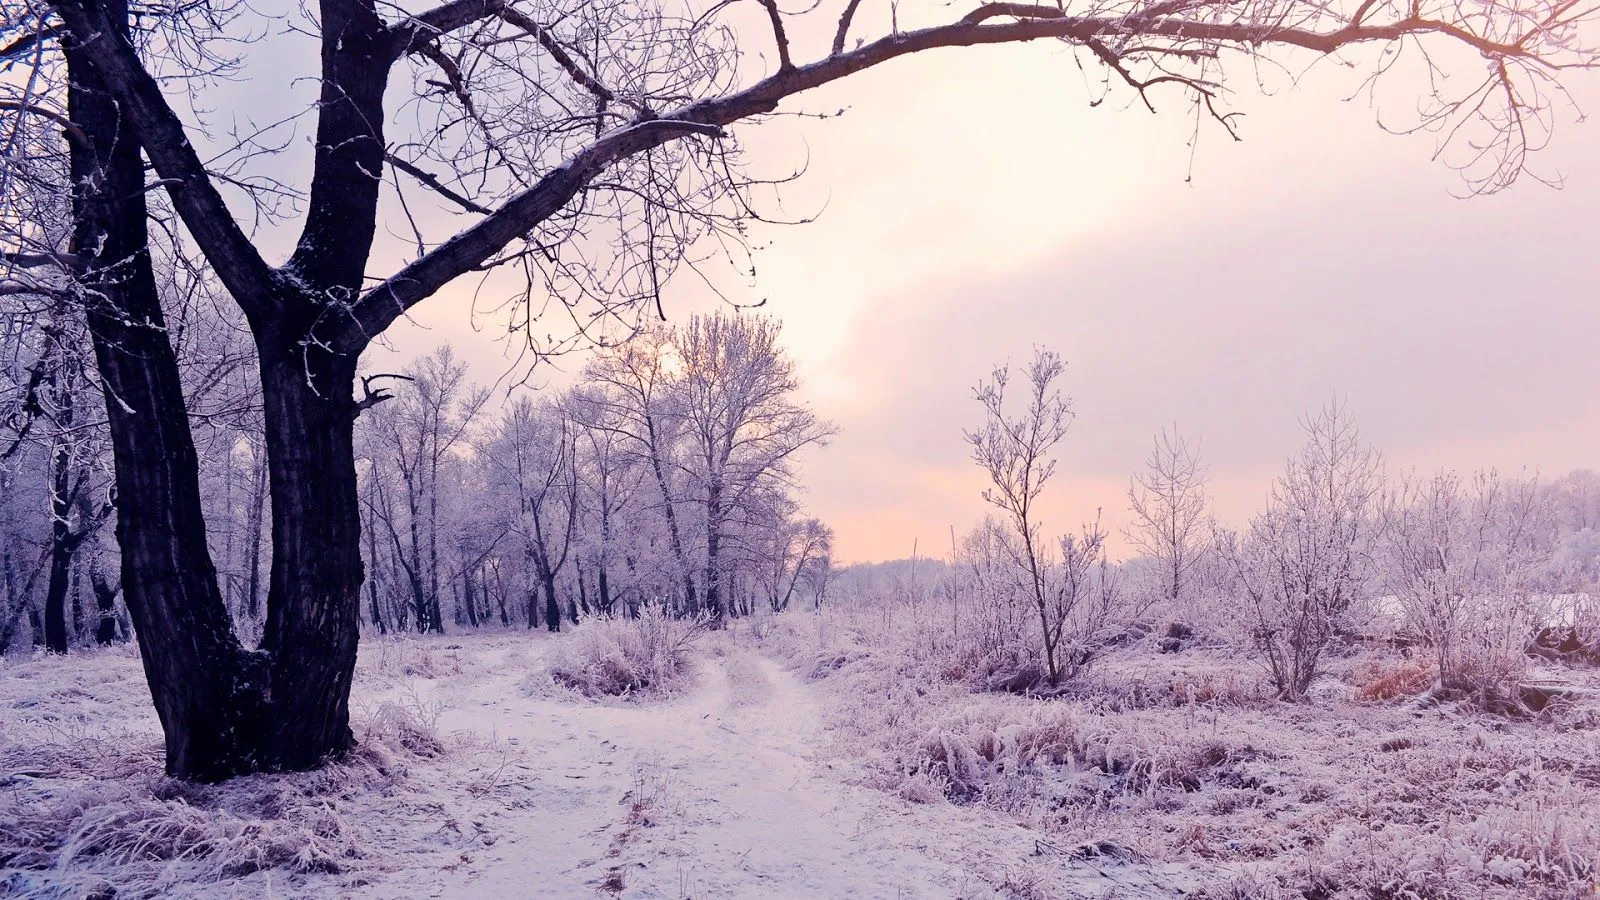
[1381,470,1554,701]
[1219,402,1381,701]
[545,606,704,697]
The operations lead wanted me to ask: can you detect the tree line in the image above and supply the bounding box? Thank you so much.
[946,347,1600,703]
[1,307,835,651]
[355,315,835,636]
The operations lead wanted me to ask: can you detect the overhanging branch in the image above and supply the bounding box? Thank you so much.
[351,4,1557,343]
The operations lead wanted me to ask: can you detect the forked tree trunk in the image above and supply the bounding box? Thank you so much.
[66,8,269,779]
[70,13,369,772]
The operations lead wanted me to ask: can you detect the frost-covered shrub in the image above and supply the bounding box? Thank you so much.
[1219,402,1381,701]
[363,687,446,757]
[1381,469,1555,703]
[545,606,704,697]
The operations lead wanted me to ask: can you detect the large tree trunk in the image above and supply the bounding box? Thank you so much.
[255,343,364,771]
[66,7,269,780]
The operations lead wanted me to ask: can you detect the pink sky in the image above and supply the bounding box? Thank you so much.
[208,9,1600,563]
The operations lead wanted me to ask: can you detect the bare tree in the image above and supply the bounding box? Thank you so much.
[1126,425,1209,605]
[7,302,114,654]
[966,347,1089,686]
[747,497,833,613]
[2,0,1593,776]
[484,398,580,631]
[1551,470,1600,533]
[568,387,646,617]
[585,330,701,613]
[671,312,834,622]
[1220,401,1381,701]
[357,349,488,632]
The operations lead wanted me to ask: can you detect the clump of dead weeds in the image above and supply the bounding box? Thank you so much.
[539,607,705,698]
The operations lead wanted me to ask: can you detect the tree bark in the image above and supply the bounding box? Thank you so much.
[704,479,723,621]
[645,417,698,612]
[245,447,268,619]
[542,565,561,633]
[66,1,269,779]
[90,561,119,646]
[43,432,75,654]
[255,342,364,770]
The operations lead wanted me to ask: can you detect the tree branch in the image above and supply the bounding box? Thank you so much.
[1,249,80,270]
[0,24,63,62]
[282,0,392,293]
[354,7,1554,344]
[495,7,620,105]
[50,0,279,316]
[385,0,506,59]
[352,373,415,419]
[385,151,491,214]
[832,0,863,56]
[352,117,726,342]
[758,0,794,70]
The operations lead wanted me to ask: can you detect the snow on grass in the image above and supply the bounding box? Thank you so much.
[539,607,706,699]
[747,607,1600,899]
[0,634,538,899]
[4,617,1596,899]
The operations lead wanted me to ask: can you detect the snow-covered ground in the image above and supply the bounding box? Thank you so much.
[351,641,1055,898]
[2,623,1598,899]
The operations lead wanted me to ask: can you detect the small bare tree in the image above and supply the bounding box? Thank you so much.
[1126,426,1209,606]
[967,349,1072,684]
[1221,401,1381,701]
[1053,514,1124,680]
[966,348,1122,686]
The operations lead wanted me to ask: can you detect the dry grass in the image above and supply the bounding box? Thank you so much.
[356,635,472,680]
[540,607,705,698]
[0,636,524,899]
[1353,658,1438,702]
[0,706,439,898]
[752,606,1600,900]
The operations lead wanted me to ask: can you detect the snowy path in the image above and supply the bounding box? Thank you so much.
[353,649,1029,899]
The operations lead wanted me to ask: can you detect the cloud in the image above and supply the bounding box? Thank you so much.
[805,114,1600,560]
